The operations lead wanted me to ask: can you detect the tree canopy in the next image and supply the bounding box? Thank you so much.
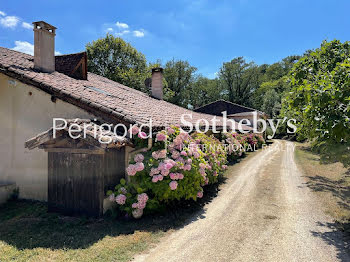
[86,34,148,92]
[163,59,197,107]
[218,57,259,107]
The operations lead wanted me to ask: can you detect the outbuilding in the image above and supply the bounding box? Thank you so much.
[25,119,130,216]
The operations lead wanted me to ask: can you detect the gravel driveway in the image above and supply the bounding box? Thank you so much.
[133,140,349,262]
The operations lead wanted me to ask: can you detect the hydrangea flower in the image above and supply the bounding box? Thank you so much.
[130,125,139,135]
[152,149,167,160]
[108,193,115,202]
[161,169,169,176]
[120,187,127,194]
[137,193,149,203]
[169,173,176,180]
[156,132,167,142]
[138,131,147,139]
[197,191,203,198]
[184,164,191,171]
[152,175,163,183]
[166,127,175,135]
[169,181,178,190]
[116,194,127,205]
[126,165,137,176]
[171,151,180,159]
[132,208,143,219]
[199,168,206,175]
[135,162,144,172]
[134,154,144,163]
[150,167,159,176]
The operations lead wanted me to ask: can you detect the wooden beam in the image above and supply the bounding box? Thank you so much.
[25,129,64,150]
[43,147,105,154]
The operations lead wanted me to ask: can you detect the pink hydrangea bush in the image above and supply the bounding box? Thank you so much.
[224,132,265,161]
[108,126,264,219]
[223,132,246,162]
[240,133,265,151]
[108,126,228,218]
[107,179,152,219]
[191,132,227,185]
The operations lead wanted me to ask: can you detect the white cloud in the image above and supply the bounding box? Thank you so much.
[22,22,32,29]
[12,41,61,56]
[0,11,6,16]
[12,41,34,55]
[106,27,113,32]
[116,21,129,29]
[0,15,20,28]
[116,30,130,37]
[133,30,145,38]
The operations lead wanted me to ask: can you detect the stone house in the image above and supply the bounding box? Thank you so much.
[0,21,250,215]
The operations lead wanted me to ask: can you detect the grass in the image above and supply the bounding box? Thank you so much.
[0,175,227,262]
[295,142,350,232]
[0,200,166,262]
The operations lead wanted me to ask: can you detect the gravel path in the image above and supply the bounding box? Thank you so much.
[133,140,349,262]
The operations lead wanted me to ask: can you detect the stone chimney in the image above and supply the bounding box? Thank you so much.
[33,21,56,73]
[151,67,163,100]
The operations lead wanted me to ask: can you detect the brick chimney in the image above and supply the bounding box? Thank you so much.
[33,21,56,73]
[151,67,163,100]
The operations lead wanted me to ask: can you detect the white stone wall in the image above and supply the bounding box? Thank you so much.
[0,73,95,201]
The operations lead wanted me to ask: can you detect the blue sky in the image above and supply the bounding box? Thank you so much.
[1,0,350,78]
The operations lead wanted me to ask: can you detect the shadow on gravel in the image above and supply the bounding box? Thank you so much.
[305,174,350,212]
[311,221,350,262]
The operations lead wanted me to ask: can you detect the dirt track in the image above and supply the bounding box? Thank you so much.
[133,140,349,262]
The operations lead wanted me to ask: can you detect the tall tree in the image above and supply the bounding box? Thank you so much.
[253,56,300,112]
[187,76,223,109]
[86,34,148,92]
[261,89,280,117]
[218,57,259,107]
[163,59,197,107]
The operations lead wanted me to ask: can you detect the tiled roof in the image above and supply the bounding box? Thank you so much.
[194,99,265,116]
[55,52,87,80]
[0,47,251,131]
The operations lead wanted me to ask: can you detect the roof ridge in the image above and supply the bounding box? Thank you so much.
[195,99,263,114]
[0,46,32,58]
[0,46,252,130]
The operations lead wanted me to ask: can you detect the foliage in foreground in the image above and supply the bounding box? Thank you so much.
[283,40,350,166]
[108,127,265,219]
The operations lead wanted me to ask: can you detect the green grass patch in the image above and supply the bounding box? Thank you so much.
[295,143,350,234]
[0,200,166,262]
[0,176,227,262]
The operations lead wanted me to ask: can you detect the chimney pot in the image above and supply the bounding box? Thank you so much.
[33,21,56,73]
[151,67,163,100]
